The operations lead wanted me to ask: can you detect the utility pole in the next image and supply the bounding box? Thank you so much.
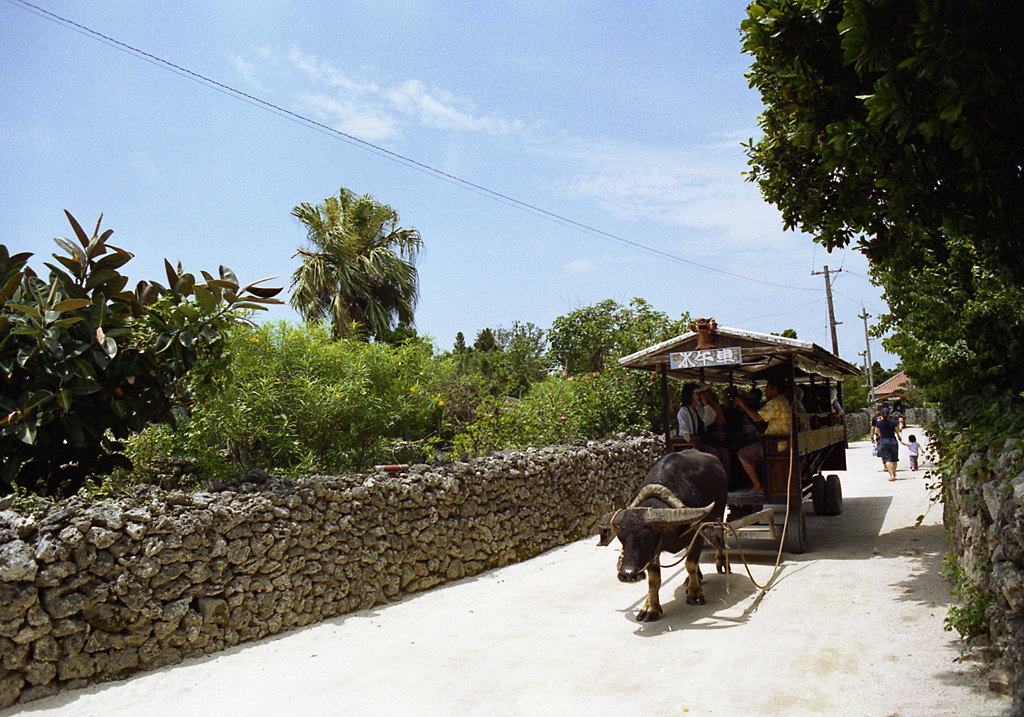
[812,265,842,355]
[859,308,875,403]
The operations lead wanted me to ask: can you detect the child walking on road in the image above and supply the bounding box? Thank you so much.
[907,434,921,471]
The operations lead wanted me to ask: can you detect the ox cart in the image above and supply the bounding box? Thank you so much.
[618,323,861,553]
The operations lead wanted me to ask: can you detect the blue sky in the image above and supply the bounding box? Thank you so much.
[1,1,895,370]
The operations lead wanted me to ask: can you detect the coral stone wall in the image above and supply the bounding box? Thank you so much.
[0,434,661,708]
[945,437,1024,710]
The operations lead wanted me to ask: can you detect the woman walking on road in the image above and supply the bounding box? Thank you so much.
[871,406,904,481]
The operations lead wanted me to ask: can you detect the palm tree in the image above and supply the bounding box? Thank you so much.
[290,188,422,341]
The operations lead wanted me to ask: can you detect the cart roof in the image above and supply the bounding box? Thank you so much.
[617,325,860,384]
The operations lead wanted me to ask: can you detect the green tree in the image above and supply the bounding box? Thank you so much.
[548,298,689,375]
[290,187,422,342]
[872,238,1024,412]
[0,212,282,497]
[741,0,1024,417]
[473,328,498,353]
[493,322,551,397]
[742,0,1024,283]
[185,322,444,472]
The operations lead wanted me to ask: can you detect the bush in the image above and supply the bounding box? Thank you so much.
[183,322,446,473]
[447,366,663,459]
[0,212,281,497]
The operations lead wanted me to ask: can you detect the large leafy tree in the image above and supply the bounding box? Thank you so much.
[290,188,422,342]
[0,212,282,497]
[548,298,689,375]
[741,0,1024,414]
[742,0,1024,280]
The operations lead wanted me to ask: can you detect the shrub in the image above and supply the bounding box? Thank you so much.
[183,322,446,473]
[0,212,281,497]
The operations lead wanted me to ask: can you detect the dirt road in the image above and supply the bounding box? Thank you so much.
[4,430,1010,717]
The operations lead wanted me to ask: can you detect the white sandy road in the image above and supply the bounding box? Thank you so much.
[3,431,1011,717]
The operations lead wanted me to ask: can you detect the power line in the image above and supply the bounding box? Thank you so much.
[9,0,818,292]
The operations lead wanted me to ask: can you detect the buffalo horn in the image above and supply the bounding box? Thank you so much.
[633,502,715,527]
[629,484,686,509]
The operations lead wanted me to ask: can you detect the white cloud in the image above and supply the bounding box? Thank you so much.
[552,136,801,255]
[287,47,380,94]
[564,258,596,274]
[298,93,399,142]
[228,54,266,92]
[387,79,523,134]
[232,48,524,142]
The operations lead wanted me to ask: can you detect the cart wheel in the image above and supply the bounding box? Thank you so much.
[811,473,827,515]
[783,506,807,554]
[824,474,843,515]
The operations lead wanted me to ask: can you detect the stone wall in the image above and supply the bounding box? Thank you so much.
[844,407,940,441]
[0,433,662,708]
[945,437,1024,710]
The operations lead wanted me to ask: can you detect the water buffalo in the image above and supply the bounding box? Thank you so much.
[595,451,728,622]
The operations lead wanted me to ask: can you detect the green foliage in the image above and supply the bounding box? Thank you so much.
[942,559,993,640]
[842,374,870,414]
[0,212,282,497]
[742,0,1024,428]
[290,187,422,342]
[742,0,1024,284]
[874,238,1024,416]
[473,327,498,353]
[184,322,445,473]
[448,365,662,459]
[548,298,689,375]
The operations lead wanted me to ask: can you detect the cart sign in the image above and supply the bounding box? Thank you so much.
[670,346,742,369]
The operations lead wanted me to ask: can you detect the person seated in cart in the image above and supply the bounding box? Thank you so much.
[732,375,791,493]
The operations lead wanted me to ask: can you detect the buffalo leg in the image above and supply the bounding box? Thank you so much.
[716,548,730,575]
[684,539,707,605]
[636,564,663,622]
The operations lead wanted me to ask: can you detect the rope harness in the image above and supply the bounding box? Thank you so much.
[653,449,797,596]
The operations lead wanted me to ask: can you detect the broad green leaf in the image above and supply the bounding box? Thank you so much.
[56,388,72,412]
[155,333,175,353]
[93,250,132,272]
[86,232,108,261]
[101,336,117,359]
[6,303,41,319]
[15,420,36,445]
[63,210,91,248]
[50,316,83,330]
[42,335,63,358]
[52,298,91,313]
[940,103,962,122]
[164,259,179,289]
[2,273,22,301]
[84,268,120,290]
[194,284,217,313]
[174,273,196,296]
[230,301,272,312]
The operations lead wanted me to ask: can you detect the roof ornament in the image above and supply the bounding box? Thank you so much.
[689,317,718,350]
